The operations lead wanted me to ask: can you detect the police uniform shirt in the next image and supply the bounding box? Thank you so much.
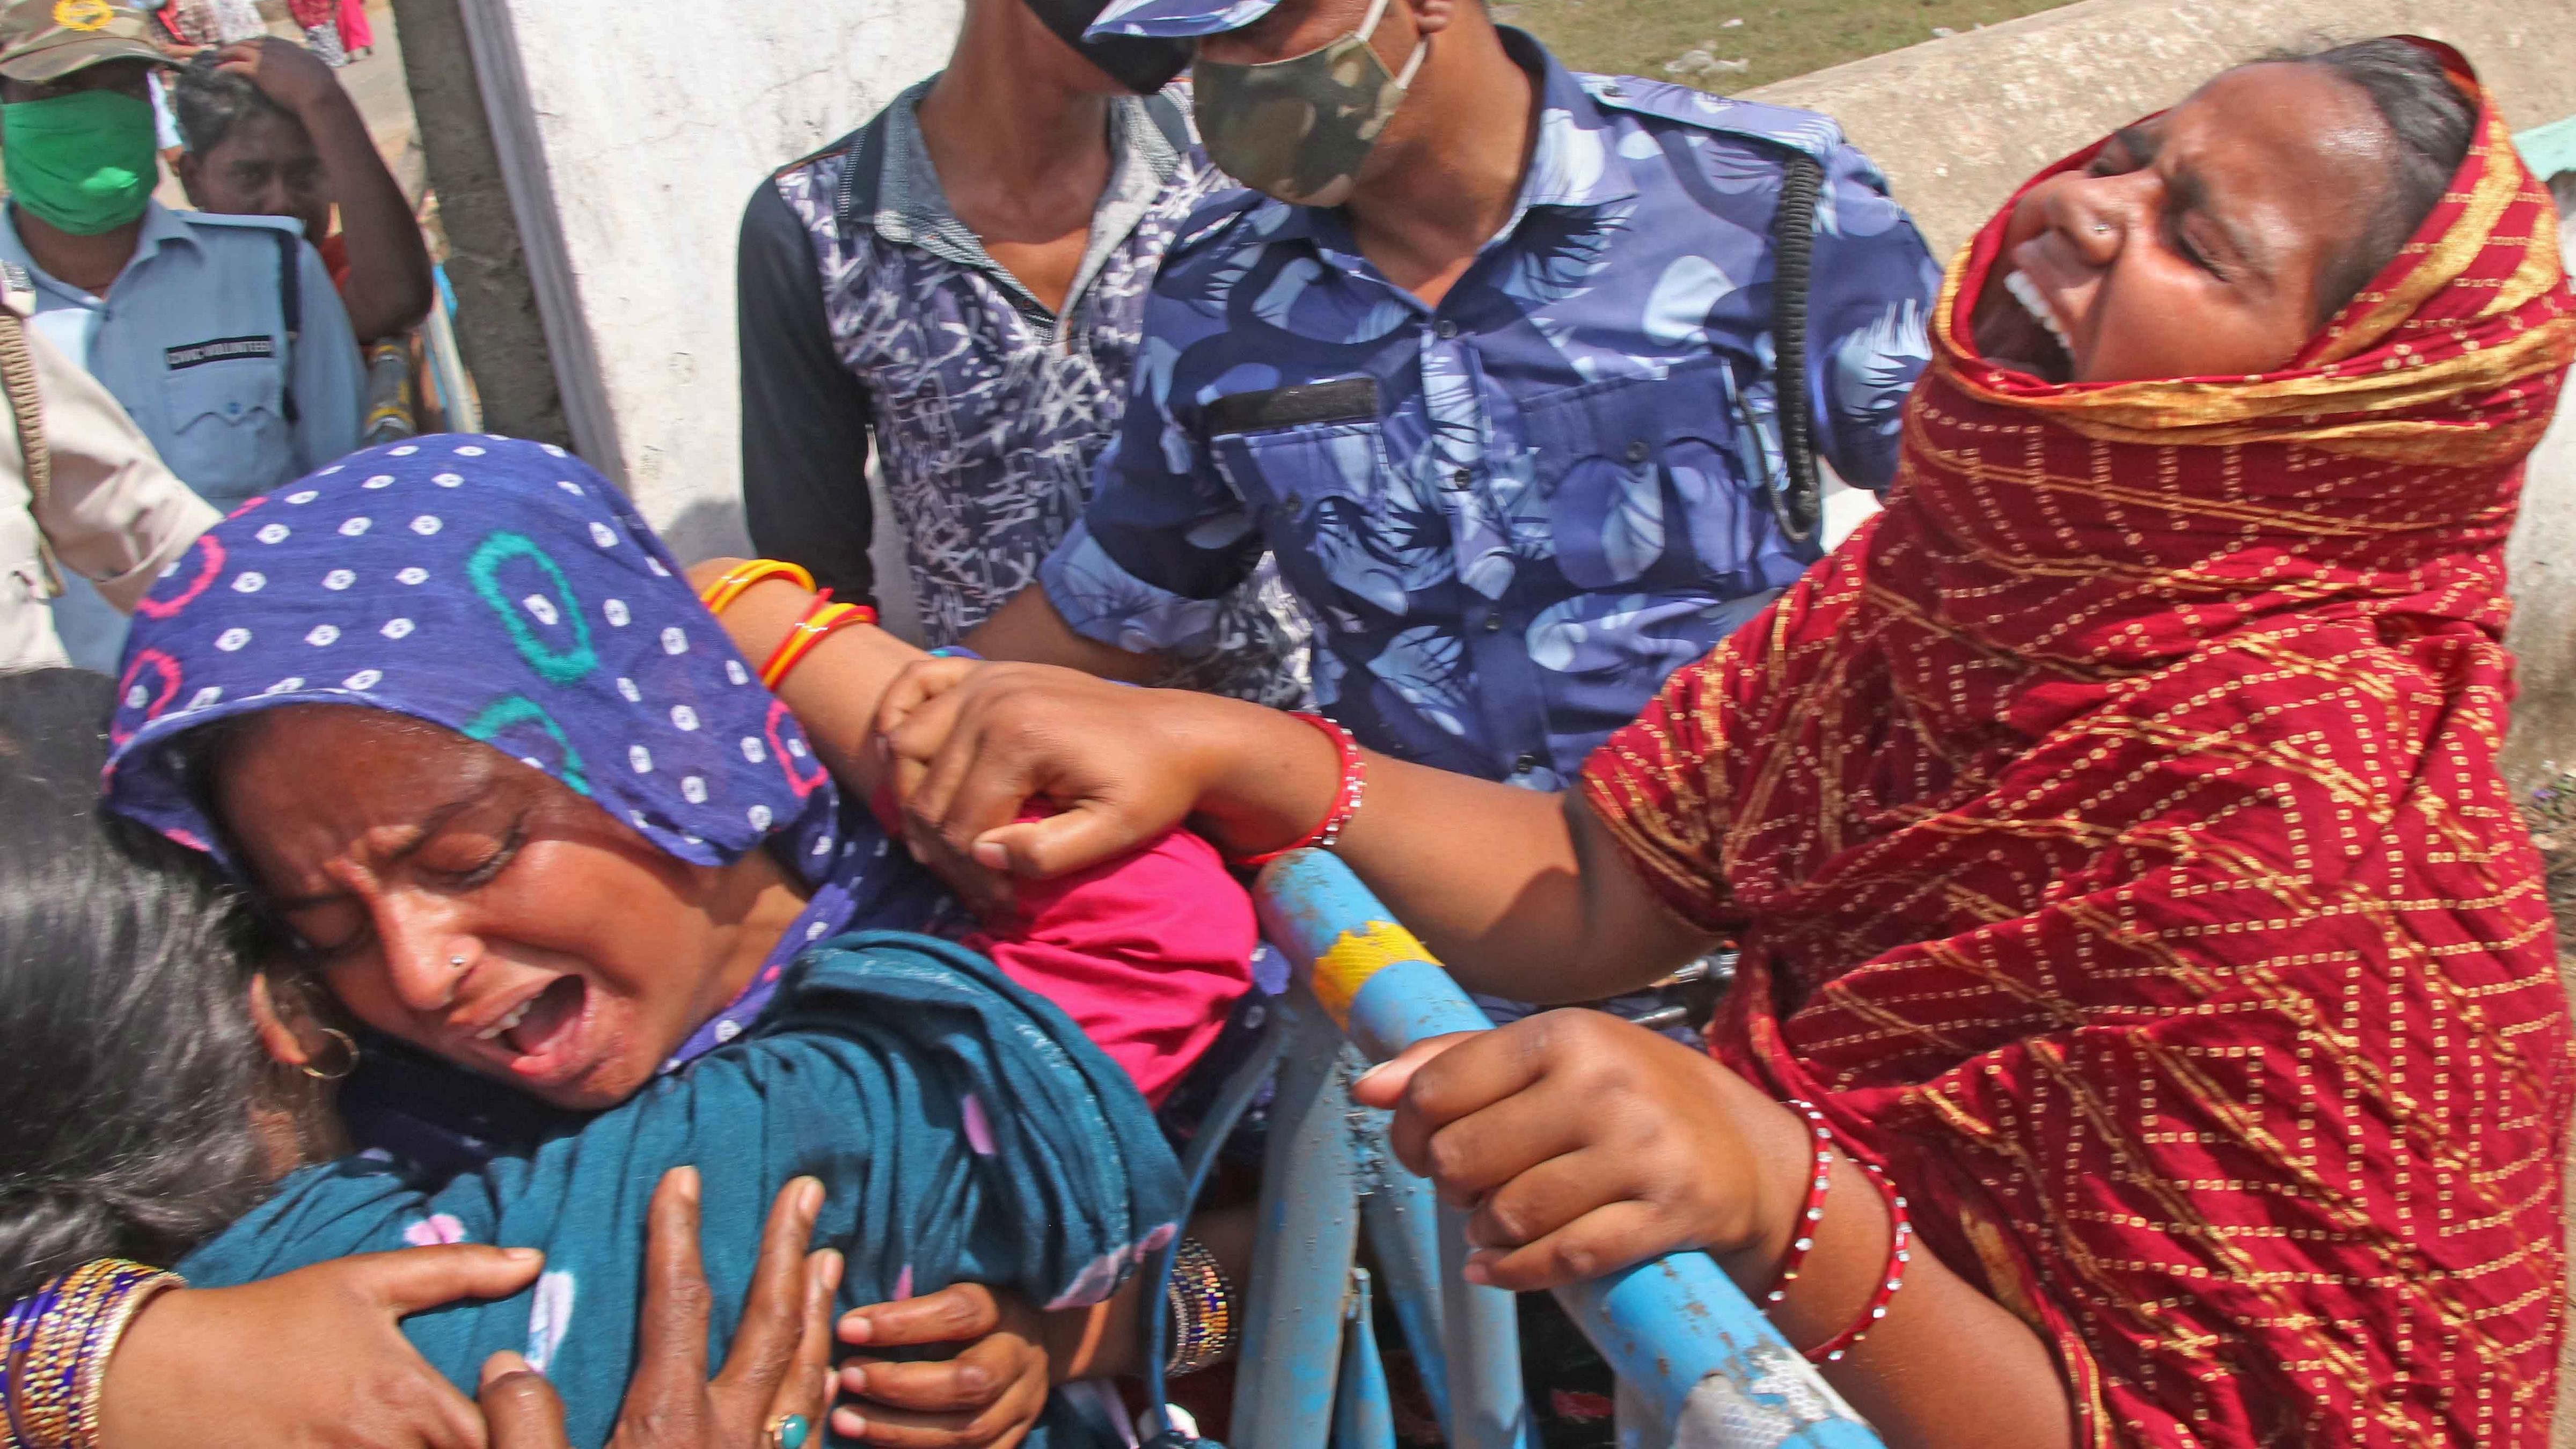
[0,199,364,514]
[1041,33,1943,787]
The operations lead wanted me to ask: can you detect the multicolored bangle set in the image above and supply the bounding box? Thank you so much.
[2,1260,182,1449]
[696,560,881,691]
[1162,1236,1237,1378]
[1767,1101,1912,1365]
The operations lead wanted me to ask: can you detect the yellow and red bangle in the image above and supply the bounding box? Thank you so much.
[758,592,880,690]
[698,559,816,617]
[1230,711,1365,869]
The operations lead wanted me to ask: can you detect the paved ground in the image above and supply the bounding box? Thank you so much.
[330,2,425,201]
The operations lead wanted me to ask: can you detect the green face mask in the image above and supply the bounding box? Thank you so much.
[3,90,157,236]
[1192,0,1427,208]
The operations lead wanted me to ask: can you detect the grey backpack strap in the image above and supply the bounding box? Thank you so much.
[1767,152,1824,544]
[274,229,302,427]
[0,295,62,597]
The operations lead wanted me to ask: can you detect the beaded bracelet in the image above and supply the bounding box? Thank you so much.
[1762,1102,1835,1306]
[758,595,881,690]
[3,1260,182,1449]
[1230,712,1366,869]
[1162,1238,1236,1377]
[698,559,816,617]
[1772,1101,1913,1365]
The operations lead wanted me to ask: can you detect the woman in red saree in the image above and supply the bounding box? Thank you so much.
[874,37,2576,1447]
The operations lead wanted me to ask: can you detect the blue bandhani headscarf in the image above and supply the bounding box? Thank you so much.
[103,436,955,1161]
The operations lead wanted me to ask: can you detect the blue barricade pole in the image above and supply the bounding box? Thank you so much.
[1253,851,1885,1449]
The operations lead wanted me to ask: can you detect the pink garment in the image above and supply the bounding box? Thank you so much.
[962,818,1254,1108]
[336,0,374,51]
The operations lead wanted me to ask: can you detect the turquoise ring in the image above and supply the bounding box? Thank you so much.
[766,1414,811,1449]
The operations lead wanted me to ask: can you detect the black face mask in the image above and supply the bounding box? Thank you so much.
[1021,0,1192,94]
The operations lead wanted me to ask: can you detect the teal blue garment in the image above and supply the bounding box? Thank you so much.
[178,933,1183,1449]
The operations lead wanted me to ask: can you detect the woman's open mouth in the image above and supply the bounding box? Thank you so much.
[466,974,596,1089]
[1972,262,2079,384]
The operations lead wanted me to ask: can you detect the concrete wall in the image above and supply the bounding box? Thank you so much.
[417,0,962,561]
[1744,0,2576,259]
[2506,214,2576,796]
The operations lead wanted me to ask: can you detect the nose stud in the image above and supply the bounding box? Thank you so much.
[448,954,467,970]
[2092,222,2111,235]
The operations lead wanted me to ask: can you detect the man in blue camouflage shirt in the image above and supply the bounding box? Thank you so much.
[970,0,1942,795]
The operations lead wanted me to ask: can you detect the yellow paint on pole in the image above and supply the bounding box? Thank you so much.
[1311,919,1435,1028]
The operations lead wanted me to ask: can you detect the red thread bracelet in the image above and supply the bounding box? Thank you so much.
[758,592,881,690]
[1763,1102,1835,1305]
[1231,712,1365,869]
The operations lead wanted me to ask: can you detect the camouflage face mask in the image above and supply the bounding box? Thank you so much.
[1191,0,1427,208]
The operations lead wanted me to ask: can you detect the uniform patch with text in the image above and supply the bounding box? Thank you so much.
[165,336,276,371]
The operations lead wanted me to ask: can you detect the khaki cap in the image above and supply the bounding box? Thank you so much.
[0,0,169,85]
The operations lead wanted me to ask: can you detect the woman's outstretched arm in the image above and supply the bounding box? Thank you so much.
[872,663,2077,1448]
[875,661,1716,1004]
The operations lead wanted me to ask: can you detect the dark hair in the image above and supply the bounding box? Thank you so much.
[171,51,300,155]
[0,669,276,1299]
[2276,39,2478,321]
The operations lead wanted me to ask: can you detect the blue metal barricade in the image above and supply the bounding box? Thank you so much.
[1228,850,1884,1449]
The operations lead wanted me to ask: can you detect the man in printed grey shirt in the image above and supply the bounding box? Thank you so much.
[736,0,1308,704]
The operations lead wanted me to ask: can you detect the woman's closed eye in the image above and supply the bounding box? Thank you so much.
[2168,218,2227,280]
[270,812,530,961]
[418,818,528,890]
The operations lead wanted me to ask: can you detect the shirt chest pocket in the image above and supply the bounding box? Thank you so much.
[161,357,288,508]
[1522,357,1762,593]
[1211,419,1397,614]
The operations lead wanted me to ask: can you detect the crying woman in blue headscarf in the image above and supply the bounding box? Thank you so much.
[65,435,1264,1445]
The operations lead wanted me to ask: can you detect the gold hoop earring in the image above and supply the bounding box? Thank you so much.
[300,1027,360,1081]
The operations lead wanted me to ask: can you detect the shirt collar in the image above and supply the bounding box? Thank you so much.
[0,200,196,306]
[871,77,969,261]
[1506,28,1638,212]
[873,78,1183,299]
[1253,29,1636,251]
[130,201,202,263]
